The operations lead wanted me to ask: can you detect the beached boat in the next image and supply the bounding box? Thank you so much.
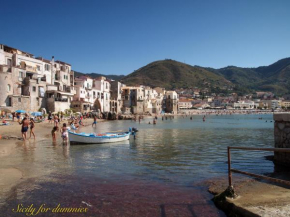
[68,131,131,144]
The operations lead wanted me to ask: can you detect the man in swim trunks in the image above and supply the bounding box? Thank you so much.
[19,117,29,140]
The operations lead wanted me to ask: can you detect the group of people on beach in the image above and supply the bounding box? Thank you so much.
[18,114,35,140]
[49,112,99,144]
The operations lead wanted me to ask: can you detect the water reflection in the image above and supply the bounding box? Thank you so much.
[1,114,275,186]
[0,114,275,216]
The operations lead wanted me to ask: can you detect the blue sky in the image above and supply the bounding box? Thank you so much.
[1,0,290,75]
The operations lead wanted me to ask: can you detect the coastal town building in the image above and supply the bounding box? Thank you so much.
[233,100,258,109]
[0,44,75,113]
[178,99,192,109]
[282,101,290,109]
[110,81,125,113]
[46,59,75,112]
[164,91,179,114]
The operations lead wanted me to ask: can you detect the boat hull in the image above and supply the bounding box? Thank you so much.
[68,131,130,144]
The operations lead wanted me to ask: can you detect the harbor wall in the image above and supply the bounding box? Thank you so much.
[274,113,290,167]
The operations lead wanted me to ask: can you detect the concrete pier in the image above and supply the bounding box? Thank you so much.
[274,113,290,167]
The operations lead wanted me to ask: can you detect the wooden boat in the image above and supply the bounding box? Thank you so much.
[68,131,131,144]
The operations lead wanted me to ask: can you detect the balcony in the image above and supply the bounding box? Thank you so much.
[47,85,58,91]
[26,65,37,72]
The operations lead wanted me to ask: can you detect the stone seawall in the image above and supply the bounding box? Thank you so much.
[274,113,290,167]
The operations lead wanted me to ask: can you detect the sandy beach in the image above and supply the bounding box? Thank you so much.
[0,117,105,206]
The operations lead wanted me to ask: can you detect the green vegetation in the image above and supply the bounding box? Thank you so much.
[119,58,290,95]
[120,59,232,90]
[74,71,125,80]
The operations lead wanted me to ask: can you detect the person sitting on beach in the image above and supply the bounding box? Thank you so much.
[29,118,35,139]
[60,123,68,144]
[19,117,29,140]
[51,126,59,142]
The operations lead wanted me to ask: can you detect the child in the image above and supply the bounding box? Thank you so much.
[61,123,68,144]
[51,126,59,142]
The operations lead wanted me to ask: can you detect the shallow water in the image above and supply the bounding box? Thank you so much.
[0,114,274,216]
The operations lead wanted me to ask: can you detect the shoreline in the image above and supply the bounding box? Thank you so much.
[0,113,280,216]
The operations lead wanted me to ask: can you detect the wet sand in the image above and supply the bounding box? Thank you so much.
[0,118,105,206]
[0,174,225,217]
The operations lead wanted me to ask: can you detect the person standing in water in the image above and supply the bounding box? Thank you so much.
[51,126,59,142]
[61,123,68,144]
[92,115,97,127]
[29,118,35,139]
[19,117,29,140]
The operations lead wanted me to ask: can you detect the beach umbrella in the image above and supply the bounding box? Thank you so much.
[15,110,26,113]
[31,112,42,117]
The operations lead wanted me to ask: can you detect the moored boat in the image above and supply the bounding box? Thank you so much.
[68,131,131,144]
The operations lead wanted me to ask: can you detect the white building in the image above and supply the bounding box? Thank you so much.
[233,100,258,109]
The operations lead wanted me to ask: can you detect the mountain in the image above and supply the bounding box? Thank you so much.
[74,57,290,95]
[214,57,290,95]
[74,71,125,81]
[120,59,233,90]
[119,58,290,95]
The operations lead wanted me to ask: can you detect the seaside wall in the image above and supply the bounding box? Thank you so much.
[274,113,290,167]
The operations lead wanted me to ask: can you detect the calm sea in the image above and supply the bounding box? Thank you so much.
[0,114,274,216]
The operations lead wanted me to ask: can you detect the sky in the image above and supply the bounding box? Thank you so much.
[1,0,290,75]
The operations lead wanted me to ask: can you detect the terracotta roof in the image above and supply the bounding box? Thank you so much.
[179,99,191,102]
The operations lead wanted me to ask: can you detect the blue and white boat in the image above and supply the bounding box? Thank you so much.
[68,130,132,144]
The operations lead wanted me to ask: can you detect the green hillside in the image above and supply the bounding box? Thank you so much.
[74,71,125,81]
[120,60,233,90]
[216,57,290,95]
[76,57,290,95]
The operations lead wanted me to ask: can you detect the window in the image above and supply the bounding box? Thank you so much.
[7,84,11,92]
[6,97,12,106]
[7,59,12,66]
[37,65,41,71]
[64,75,65,79]
[33,86,36,92]
[18,98,21,102]
[45,64,50,71]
